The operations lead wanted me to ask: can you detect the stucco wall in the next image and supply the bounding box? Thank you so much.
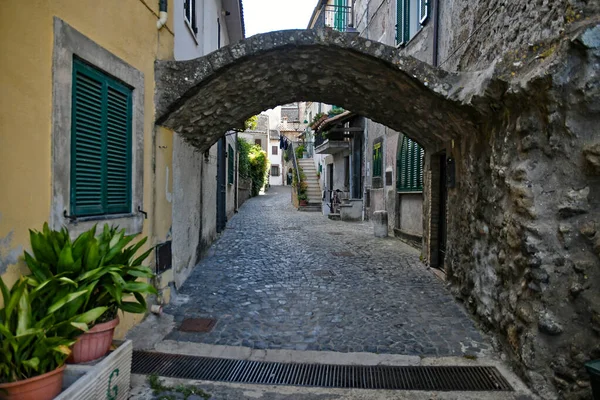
[397,193,423,236]
[0,0,175,338]
[269,138,284,186]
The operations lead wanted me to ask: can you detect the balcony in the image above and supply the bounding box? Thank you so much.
[313,4,354,33]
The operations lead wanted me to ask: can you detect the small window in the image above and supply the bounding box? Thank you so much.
[71,58,132,217]
[228,144,234,185]
[372,141,383,178]
[255,139,262,147]
[396,0,429,45]
[184,0,198,34]
[397,135,424,191]
[272,145,278,155]
[271,165,280,176]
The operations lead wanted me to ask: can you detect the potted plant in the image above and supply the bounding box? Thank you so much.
[25,223,157,363]
[295,145,305,159]
[298,193,309,206]
[0,276,102,400]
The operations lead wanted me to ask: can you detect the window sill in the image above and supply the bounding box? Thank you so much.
[396,190,424,194]
[62,212,143,238]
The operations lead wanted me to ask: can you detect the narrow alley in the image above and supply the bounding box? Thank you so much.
[158,186,489,357]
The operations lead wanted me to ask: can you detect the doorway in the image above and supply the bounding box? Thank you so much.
[437,152,447,270]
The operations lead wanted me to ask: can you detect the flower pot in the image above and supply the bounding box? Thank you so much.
[0,364,65,400]
[68,317,119,364]
[299,200,308,206]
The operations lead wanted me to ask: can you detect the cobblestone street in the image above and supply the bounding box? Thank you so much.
[163,186,490,357]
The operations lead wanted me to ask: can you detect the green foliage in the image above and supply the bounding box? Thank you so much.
[298,193,308,201]
[310,112,325,127]
[248,145,268,196]
[295,145,305,159]
[328,107,345,117]
[244,115,258,131]
[0,276,76,383]
[148,373,210,399]
[25,223,157,324]
[237,137,252,180]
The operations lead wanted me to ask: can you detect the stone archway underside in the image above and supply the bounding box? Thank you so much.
[155,29,483,151]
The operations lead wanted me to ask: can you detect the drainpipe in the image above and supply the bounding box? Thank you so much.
[157,0,168,29]
[432,0,440,66]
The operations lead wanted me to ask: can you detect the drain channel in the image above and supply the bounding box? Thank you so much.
[132,351,513,391]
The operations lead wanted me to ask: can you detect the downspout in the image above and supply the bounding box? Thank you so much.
[157,0,168,29]
[432,0,440,66]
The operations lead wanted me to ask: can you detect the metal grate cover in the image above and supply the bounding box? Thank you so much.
[179,318,216,333]
[313,270,336,277]
[132,351,513,391]
[331,251,354,257]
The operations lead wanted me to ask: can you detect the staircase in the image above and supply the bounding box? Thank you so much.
[298,158,321,212]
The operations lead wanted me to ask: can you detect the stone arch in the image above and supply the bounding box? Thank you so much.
[154,28,481,152]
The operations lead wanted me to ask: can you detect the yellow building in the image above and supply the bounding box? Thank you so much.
[0,0,176,337]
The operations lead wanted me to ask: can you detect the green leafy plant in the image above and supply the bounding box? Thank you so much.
[244,115,258,131]
[295,145,305,159]
[310,112,325,128]
[0,276,91,383]
[25,223,157,325]
[248,145,268,197]
[298,193,308,202]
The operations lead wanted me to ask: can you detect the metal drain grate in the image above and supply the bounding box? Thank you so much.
[179,318,216,332]
[313,270,336,277]
[331,251,354,257]
[132,352,513,391]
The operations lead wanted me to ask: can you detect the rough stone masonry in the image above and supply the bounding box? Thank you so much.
[154,21,600,400]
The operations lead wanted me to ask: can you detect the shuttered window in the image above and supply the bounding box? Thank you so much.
[71,58,132,217]
[396,0,429,45]
[397,136,424,191]
[228,144,234,185]
[334,0,347,31]
[373,141,383,178]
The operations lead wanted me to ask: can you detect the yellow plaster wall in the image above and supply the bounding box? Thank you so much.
[0,1,175,337]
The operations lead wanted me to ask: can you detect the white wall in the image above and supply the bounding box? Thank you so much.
[269,138,283,186]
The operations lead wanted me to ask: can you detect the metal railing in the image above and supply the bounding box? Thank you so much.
[287,142,302,198]
[313,4,353,32]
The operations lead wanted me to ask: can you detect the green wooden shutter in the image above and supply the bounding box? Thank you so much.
[402,0,410,44]
[71,58,132,217]
[228,144,234,184]
[397,136,424,191]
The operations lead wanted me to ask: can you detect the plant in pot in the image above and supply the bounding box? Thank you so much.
[298,192,309,206]
[0,275,105,400]
[25,223,157,363]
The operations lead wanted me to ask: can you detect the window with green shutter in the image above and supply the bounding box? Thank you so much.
[70,58,132,217]
[334,0,347,31]
[228,144,234,185]
[373,141,383,178]
[396,0,429,45]
[397,135,424,191]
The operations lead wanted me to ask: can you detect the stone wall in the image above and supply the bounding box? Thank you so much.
[438,0,600,72]
[446,25,600,399]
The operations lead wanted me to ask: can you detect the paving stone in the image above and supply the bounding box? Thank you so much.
[162,187,491,357]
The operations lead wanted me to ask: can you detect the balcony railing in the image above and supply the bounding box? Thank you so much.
[313,4,353,32]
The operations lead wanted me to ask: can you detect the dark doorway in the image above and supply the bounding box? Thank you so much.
[216,139,227,233]
[327,163,334,192]
[437,152,447,270]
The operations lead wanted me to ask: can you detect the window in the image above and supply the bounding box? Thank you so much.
[71,58,132,217]
[397,135,424,191]
[396,0,429,45]
[255,139,262,147]
[334,0,347,31]
[228,144,234,185]
[184,0,198,34]
[344,156,350,188]
[272,145,278,155]
[372,141,383,178]
[271,165,280,176]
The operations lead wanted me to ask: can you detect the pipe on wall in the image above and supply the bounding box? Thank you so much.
[157,0,168,29]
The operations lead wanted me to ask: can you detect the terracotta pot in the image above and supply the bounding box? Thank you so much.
[0,364,65,400]
[299,200,308,206]
[68,317,119,364]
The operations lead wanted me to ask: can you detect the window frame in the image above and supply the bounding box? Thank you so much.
[272,145,278,155]
[396,0,429,46]
[271,165,280,177]
[396,135,424,192]
[184,0,198,38]
[51,18,144,237]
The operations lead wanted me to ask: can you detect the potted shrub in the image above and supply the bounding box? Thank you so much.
[25,223,157,363]
[0,276,101,400]
[295,145,305,159]
[298,193,309,206]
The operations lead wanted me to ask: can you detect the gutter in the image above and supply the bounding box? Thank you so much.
[157,0,168,29]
